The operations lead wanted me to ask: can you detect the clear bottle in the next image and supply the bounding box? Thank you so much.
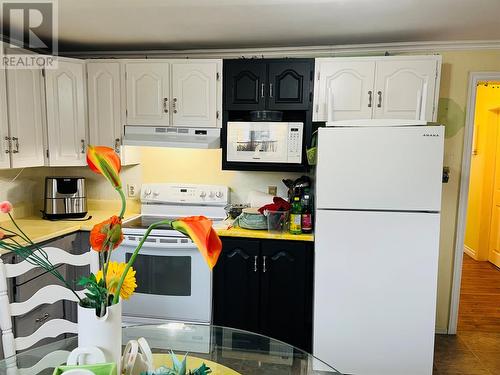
[301,190,313,234]
[289,196,302,235]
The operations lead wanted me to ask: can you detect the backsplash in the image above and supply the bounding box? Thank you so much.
[139,147,306,204]
[0,147,307,218]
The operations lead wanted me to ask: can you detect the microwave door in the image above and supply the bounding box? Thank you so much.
[227,122,288,163]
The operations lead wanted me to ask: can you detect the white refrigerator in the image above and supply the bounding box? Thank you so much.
[313,120,444,375]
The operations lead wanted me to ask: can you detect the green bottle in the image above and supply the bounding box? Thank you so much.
[289,196,302,234]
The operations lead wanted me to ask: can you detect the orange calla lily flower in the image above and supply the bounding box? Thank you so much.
[172,216,222,269]
[90,215,124,252]
[87,145,122,188]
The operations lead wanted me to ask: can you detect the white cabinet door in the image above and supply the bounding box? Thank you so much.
[125,62,170,125]
[6,69,45,168]
[45,60,88,166]
[171,61,219,127]
[87,62,122,151]
[0,69,10,168]
[313,59,375,121]
[374,59,438,121]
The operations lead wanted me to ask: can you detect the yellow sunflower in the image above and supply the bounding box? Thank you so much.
[96,261,137,300]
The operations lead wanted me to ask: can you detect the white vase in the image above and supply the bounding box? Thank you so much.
[77,302,122,369]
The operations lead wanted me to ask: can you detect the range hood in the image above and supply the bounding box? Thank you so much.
[123,126,220,149]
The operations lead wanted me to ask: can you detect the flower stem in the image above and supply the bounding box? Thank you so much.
[112,219,172,305]
[7,213,33,245]
[117,187,126,219]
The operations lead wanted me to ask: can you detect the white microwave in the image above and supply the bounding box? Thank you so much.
[226,121,303,163]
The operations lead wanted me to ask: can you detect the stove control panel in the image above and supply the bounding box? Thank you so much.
[141,183,229,206]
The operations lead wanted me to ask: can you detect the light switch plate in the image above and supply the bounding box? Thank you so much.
[268,185,277,196]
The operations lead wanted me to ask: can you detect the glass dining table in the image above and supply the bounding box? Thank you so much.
[0,323,341,374]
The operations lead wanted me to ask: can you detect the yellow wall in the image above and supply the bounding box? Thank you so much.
[1,49,500,332]
[464,83,500,259]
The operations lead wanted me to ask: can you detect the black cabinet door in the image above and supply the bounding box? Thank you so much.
[213,238,261,333]
[267,60,313,110]
[224,61,267,110]
[259,240,314,352]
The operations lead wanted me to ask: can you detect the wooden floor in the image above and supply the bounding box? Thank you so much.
[457,254,500,333]
[433,254,500,374]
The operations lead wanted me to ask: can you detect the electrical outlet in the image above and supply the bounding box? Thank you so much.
[127,184,138,197]
[268,185,277,196]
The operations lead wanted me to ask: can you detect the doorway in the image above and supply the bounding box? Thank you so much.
[449,73,500,335]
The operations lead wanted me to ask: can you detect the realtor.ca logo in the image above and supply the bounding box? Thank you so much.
[0,0,58,69]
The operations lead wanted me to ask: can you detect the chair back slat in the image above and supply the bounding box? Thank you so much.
[14,319,77,351]
[5,247,96,279]
[10,285,85,316]
[0,244,98,366]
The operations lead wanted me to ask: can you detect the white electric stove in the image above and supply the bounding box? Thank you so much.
[111,183,229,327]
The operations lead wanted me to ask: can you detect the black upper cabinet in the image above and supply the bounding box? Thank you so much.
[224,59,314,111]
[267,61,313,110]
[224,61,267,110]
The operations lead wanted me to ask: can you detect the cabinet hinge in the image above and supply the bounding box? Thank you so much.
[216,72,220,81]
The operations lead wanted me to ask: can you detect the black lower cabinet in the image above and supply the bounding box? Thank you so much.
[213,237,313,353]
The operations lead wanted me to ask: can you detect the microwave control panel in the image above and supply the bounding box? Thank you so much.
[287,122,303,163]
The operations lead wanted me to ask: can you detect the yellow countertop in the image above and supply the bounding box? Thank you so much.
[0,210,313,256]
[0,210,140,255]
[216,226,314,242]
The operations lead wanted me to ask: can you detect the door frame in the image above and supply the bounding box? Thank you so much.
[448,71,500,334]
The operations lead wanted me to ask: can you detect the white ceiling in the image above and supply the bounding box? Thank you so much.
[7,0,500,52]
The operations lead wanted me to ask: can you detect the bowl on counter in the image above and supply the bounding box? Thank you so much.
[235,207,268,230]
[224,203,250,219]
[265,210,290,234]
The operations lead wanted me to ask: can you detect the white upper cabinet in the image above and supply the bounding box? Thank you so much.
[6,69,46,168]
[125,62,170,125]
[314,60,375,121]
[171,60,221,127]
[87,61,122,151]
[313,56,441,122]
[45,59,88,166]
[0,69,10,168]
[373,59,438,120]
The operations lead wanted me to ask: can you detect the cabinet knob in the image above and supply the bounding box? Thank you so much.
[377,91,382,108]
[261,83,265,98]
[81,139,86,154]
[163,98,169,113]
[114,138,121,154]
[262,256,267,273]
[173,97,178,114]
[269,83,274,98]
[368,90,373,108]
[12,137,19,154]
[4,136,11,154]
[254,256,258,272]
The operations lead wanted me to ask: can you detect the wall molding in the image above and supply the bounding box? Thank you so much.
[463,245,476,259]
[61,40,500,59]
[448,71,500,335]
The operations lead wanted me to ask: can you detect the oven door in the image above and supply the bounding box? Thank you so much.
[111,236,212,323]
[226,122,290,163]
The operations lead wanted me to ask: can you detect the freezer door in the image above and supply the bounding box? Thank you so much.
[313,210,440,375]
[316,125,444,211]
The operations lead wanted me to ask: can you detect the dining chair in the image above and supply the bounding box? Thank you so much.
[0,246,98,375]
